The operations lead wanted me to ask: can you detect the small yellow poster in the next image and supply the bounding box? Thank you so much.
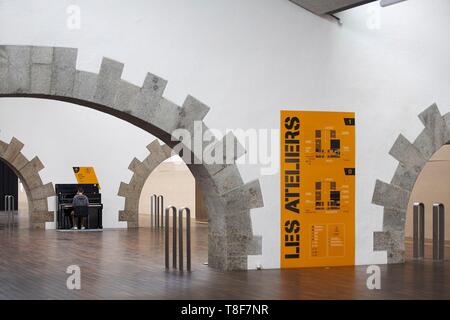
[73,167,100,189]
[280,111,355,268]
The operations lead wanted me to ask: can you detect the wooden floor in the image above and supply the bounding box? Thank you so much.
[0,219,449,300]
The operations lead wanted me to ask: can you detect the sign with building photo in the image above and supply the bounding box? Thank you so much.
[280,111,355,268]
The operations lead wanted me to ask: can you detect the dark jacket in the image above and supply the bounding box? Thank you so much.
[72,194,89,207]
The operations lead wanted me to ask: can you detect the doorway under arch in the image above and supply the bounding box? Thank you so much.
[372,103,450,263]
[0,136,54,229]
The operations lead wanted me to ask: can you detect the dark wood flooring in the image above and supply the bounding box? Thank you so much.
[0,220,449,300]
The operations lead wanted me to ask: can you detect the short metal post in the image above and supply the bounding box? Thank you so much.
[158,195,164,228]
[4,195,15,229]
[11,196,15,226]
[165,206,176,269]
[178,210,183,271]
[173,207,177,268]
[179,207,191,272]
[413,202,425,259]
[433,203,445,261]
[150,194,157,227]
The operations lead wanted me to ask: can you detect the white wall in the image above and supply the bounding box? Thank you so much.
[1,0,450,269]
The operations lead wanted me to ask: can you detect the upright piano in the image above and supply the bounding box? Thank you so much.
[56,184,103,230]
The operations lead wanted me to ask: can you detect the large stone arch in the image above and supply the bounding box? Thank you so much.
[372,103,450,263]
[0,137,54,228]
[0,45,263,270]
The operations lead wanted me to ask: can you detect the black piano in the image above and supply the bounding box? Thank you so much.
[56,184,103,230]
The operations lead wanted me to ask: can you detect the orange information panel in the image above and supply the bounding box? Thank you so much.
[73,167,100,189]
[280,111,355,268]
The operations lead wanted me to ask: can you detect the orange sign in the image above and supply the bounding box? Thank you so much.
[73,167,100,189]
[280,111,355,268]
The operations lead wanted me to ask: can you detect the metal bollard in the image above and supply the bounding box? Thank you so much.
[157,195,164,228]
[150,194,157,227]
[4,195,15,229]
[178,207,191,271]
[413,202,425,259]
[164,206,191,272]
[432,203,445,261]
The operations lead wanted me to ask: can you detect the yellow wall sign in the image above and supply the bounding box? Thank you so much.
[73,167,100,188]
[280,111,355,268]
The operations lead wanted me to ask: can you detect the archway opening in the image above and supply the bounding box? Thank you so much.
[136,154,209,265]
[0,158,31,230]
[406,144,450,260]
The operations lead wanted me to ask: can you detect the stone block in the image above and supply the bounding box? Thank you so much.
[31,64,52,94]
[389,134,427,170]
[31,222,45,229]
[94,57,124,106]
[30,182,54,200]
[114,80,140,112]
[382,208,406,233]
[177,95,210,134]
[149,97,181,134]
[0,140,7,154]
[418,103,450,146]
[117,181,142,199]
[132,72,168,120]
[372,180,410,211]
[387,249,405,264]
[10,152,28,171]
[373,231,388,251]
[19,156,44,180]
[212,164,243,195]
[119,210,137,222]
[247,235,262,255]
[30,211,54,223]
[413,128,437,160]
[128,158,149,177]
[222,179,264,211]
[23,173,43,190]
[225,210,253,240]
[390,163,420,192]
[51,47,77,97]
[203,132,246,175]
[142,72,167,99]
[127,221,139,228]
[124,199,139,212]
[4,45,32,93]
[73,70,97,101]
[31,199,49,212]
[226,255,247,271]
[2,137,24,162]
[0,46,7,93]
[207,254,227,270]
[31,46,53,64]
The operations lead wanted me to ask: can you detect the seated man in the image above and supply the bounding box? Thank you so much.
[71,187,89,230]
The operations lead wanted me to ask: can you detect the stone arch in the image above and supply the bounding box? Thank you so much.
[372,103,450,263]
[117,140,172,227]
[0,137,54,229]
[0,45,263,270]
